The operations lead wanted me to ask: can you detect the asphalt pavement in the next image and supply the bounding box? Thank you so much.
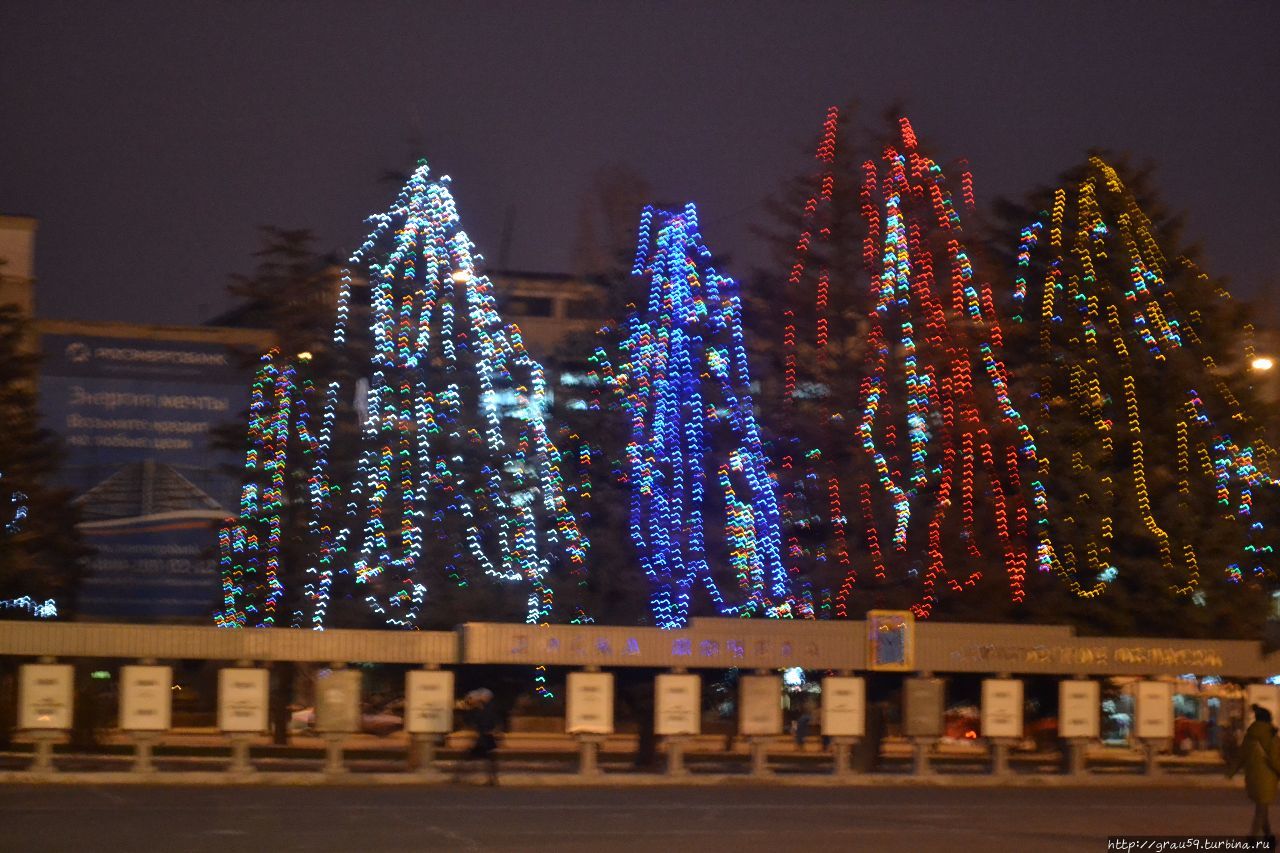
[0,783,1262,852]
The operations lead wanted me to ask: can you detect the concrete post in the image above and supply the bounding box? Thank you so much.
[577,734,604,777]
[323,733,346,775]
[749,737,772,777]
[990,738,1011,776]
[29,731,58,774]
[912,737,934,775]
[410,733,444,779]
[1067,738,1088,775]
[227,734,255,775]
[131,732,159,773]
[665,736,689,777]
[1143,740,1162,776]
[831,736,858,776]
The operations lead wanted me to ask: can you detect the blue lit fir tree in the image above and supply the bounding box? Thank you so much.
[594,203,796,628]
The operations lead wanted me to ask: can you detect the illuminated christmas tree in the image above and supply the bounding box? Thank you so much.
[595,203,794,628]
[302,162,587,629]
[1014,156,1277,624]
[746,107,874,618]
[216,349,321,627]
[763,112,1038,619]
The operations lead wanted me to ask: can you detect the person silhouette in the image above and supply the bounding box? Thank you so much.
[1228,703,1280,839]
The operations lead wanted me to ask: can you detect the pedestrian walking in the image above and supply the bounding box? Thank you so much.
[1227,704,1280,839]
[459,688,501,786]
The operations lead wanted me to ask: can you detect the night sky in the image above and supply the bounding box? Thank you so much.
[3,1,1277,327]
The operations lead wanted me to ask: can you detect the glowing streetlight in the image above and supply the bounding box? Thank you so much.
[1251,356,1274,372]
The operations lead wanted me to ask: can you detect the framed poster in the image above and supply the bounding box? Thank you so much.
[1058,679,1101,739]
[315,669,362,734]
[821,676,866,738]
[567,672,614,735]
[218,667,269,733]
[655,673,701,736]
[903,677,945,738]
[867,610,914,671]
[120,665,172,732]
[405,670,455,734]
[739,675,783,736]
[1134,681,1174,740]
[980,678,1023,739]
[19,664,74,731]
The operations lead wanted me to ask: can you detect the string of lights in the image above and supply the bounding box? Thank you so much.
[847,117,1037,617]
[307,162,587,629]
[599,203,794,628]
[1019,157,1276,596]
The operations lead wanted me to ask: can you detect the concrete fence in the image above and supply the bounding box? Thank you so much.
[2,618,1273,781]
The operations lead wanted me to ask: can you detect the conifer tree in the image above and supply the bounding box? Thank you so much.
[1008,156,1277,637]
[597,203,793,628]
[0,305,85,618]
[755,110,1037,619]
[308,162,588,629]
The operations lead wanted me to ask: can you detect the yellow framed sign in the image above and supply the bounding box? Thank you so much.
[867,610,915,671]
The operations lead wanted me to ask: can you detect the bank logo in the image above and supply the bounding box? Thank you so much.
[65,342,92,364]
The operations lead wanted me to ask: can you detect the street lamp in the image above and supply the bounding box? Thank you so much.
[1252,356,1274,372]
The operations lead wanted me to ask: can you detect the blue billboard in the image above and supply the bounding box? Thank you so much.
[40,332,250,621]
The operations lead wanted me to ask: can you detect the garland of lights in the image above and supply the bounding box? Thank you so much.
[772,111,1039,619]
[847,117,1036,617]
[776,112,1037,618]
[0,473,53,618]
[303,162,587,629]
[596,203,793,628]
[1016,157,1276,595]
[2,473,26,535]
[216,349,315,628]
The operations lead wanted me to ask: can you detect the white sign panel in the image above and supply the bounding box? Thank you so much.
[405,670,455,734]
[566,671,614,735]
[739,675,783,736]
[315,669,362,733]
[981,678,1023,739]
[120,665,172,731]
[655,674,701,736]
[1058,679,1101,739]
[1246,684,1280,726]
[19,664,73,730]
[1134,680,1174,740]
[218,667,269,733]
[820,676,866,738]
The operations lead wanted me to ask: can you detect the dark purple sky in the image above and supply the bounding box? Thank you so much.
[3,1,1277,326]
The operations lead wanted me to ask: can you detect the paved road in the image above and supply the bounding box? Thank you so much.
[0,784,1261,852]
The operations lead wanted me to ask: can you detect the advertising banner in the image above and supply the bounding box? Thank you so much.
[566,671,614,735]
[820,676,866,738]
[738,675,782,736]
[405,670,455,734]
[218,667,269,733]
[655,673,701,736]
[1134,681,1174,740]
[315,668,362,734]
[1058,679,1101,739]
[980,678,1024,739]
[904,678,945,738]
[19,664,74,730]
[39,332,248,620]
[119,665,172,731]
